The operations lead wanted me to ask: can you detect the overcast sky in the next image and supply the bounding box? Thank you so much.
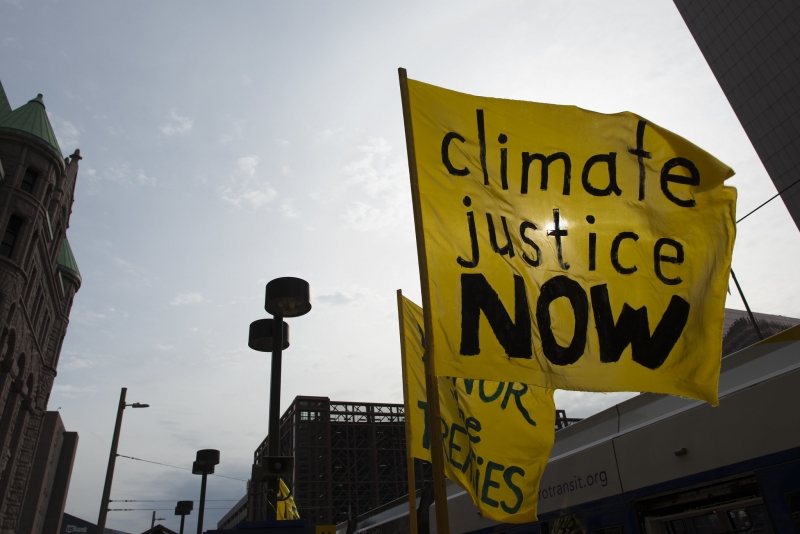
[2,1,800,533]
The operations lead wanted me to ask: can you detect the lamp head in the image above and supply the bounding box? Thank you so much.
[248,319,290,352]
[195,449,220,467]
[130,402,149,408]
[192,461,215,475]
[175,500,193,516]
[265,277,311,317]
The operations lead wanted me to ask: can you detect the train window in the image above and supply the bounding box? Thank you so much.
[746,505,772,534]
[691,513,724,534]
[671,520,685,534]
[595,525,624,534]
[727,508,752,531]
[549,513,585,534]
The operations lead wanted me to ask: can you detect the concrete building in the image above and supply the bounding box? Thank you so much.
[673,0,800,229]
[218,397,579,530]
[59,513,130,534]
[0,80,82,533]
[251,397,422,528]
[18,412,78,534]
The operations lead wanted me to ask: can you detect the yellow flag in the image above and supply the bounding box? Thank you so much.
[402,77,736,404]
[399,294,555,523]
[277,478,300,520]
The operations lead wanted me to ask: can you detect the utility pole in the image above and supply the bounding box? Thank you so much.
[97,388,150,533]
[97,388,126,532]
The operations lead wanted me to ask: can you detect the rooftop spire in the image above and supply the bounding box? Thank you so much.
[0,80,11,119]
[0,91,62,158]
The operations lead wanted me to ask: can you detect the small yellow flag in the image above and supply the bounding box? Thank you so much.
[403,78,736,404]
[277,478,300,521]
[400,294,555,523]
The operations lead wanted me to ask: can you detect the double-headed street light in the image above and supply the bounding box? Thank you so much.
[193,449,220,534]
[175,500,193,534]
[97,388,149,533]
[248,277,311,520]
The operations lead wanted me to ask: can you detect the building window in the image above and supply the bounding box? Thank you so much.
[0,216,23,258]
[21,169,37,194]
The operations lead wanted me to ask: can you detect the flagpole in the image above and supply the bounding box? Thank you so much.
[398,67,451,534]
[397,290,419,534]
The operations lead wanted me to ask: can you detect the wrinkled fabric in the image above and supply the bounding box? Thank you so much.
[405,79,736,404]
[400,295,555,523]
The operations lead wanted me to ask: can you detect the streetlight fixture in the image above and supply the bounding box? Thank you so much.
[97,388,150,533]
[193,449,220,534]
[248,277,311,520]
[175,500,193,534]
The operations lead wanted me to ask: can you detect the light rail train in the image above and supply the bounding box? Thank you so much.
[340,325,800,534]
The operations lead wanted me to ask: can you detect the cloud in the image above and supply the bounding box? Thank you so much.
[70,305,124,326]
[170,292,206,306]
[70,308,107,326]
[160,110,193,136]
[155,344,176,351]
[85,164,157,187]
[52,385,97,398]
[63,355,94,370]
[241,75,252,85]
[219,114,245,144]
[279,200,300,219]
[554,390,638,418]
[219,156,277,209]
[315,288,375,306]
[339,137,410,231]
[51,116,80,150]
[3,36,22,49]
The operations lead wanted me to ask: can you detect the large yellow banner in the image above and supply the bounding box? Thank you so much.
[403,78,737,404]
[399,294,555,523]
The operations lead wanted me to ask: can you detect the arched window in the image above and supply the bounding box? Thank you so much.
[24,374,35,405]
[20,168,37,195]
[15,353,25,379]
[0,215,24,259]
[0,331,16,373]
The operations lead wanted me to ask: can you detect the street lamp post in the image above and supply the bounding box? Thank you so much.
[248,277,311,520]
[193,449,220,534]
[97,387,149,533]
[175,500,193,534]
[151,511,166,529]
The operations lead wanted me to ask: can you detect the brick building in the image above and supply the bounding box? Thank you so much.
[0,80,82,533]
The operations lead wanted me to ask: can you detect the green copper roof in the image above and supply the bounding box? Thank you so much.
[0,93,62,158]
[0,81,10,120]
[57,238,81,283]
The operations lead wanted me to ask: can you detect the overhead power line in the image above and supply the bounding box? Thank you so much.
[116,454,247,482]
[736,175,800,224]
[111,499,241,502]
[109,508,233,512]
